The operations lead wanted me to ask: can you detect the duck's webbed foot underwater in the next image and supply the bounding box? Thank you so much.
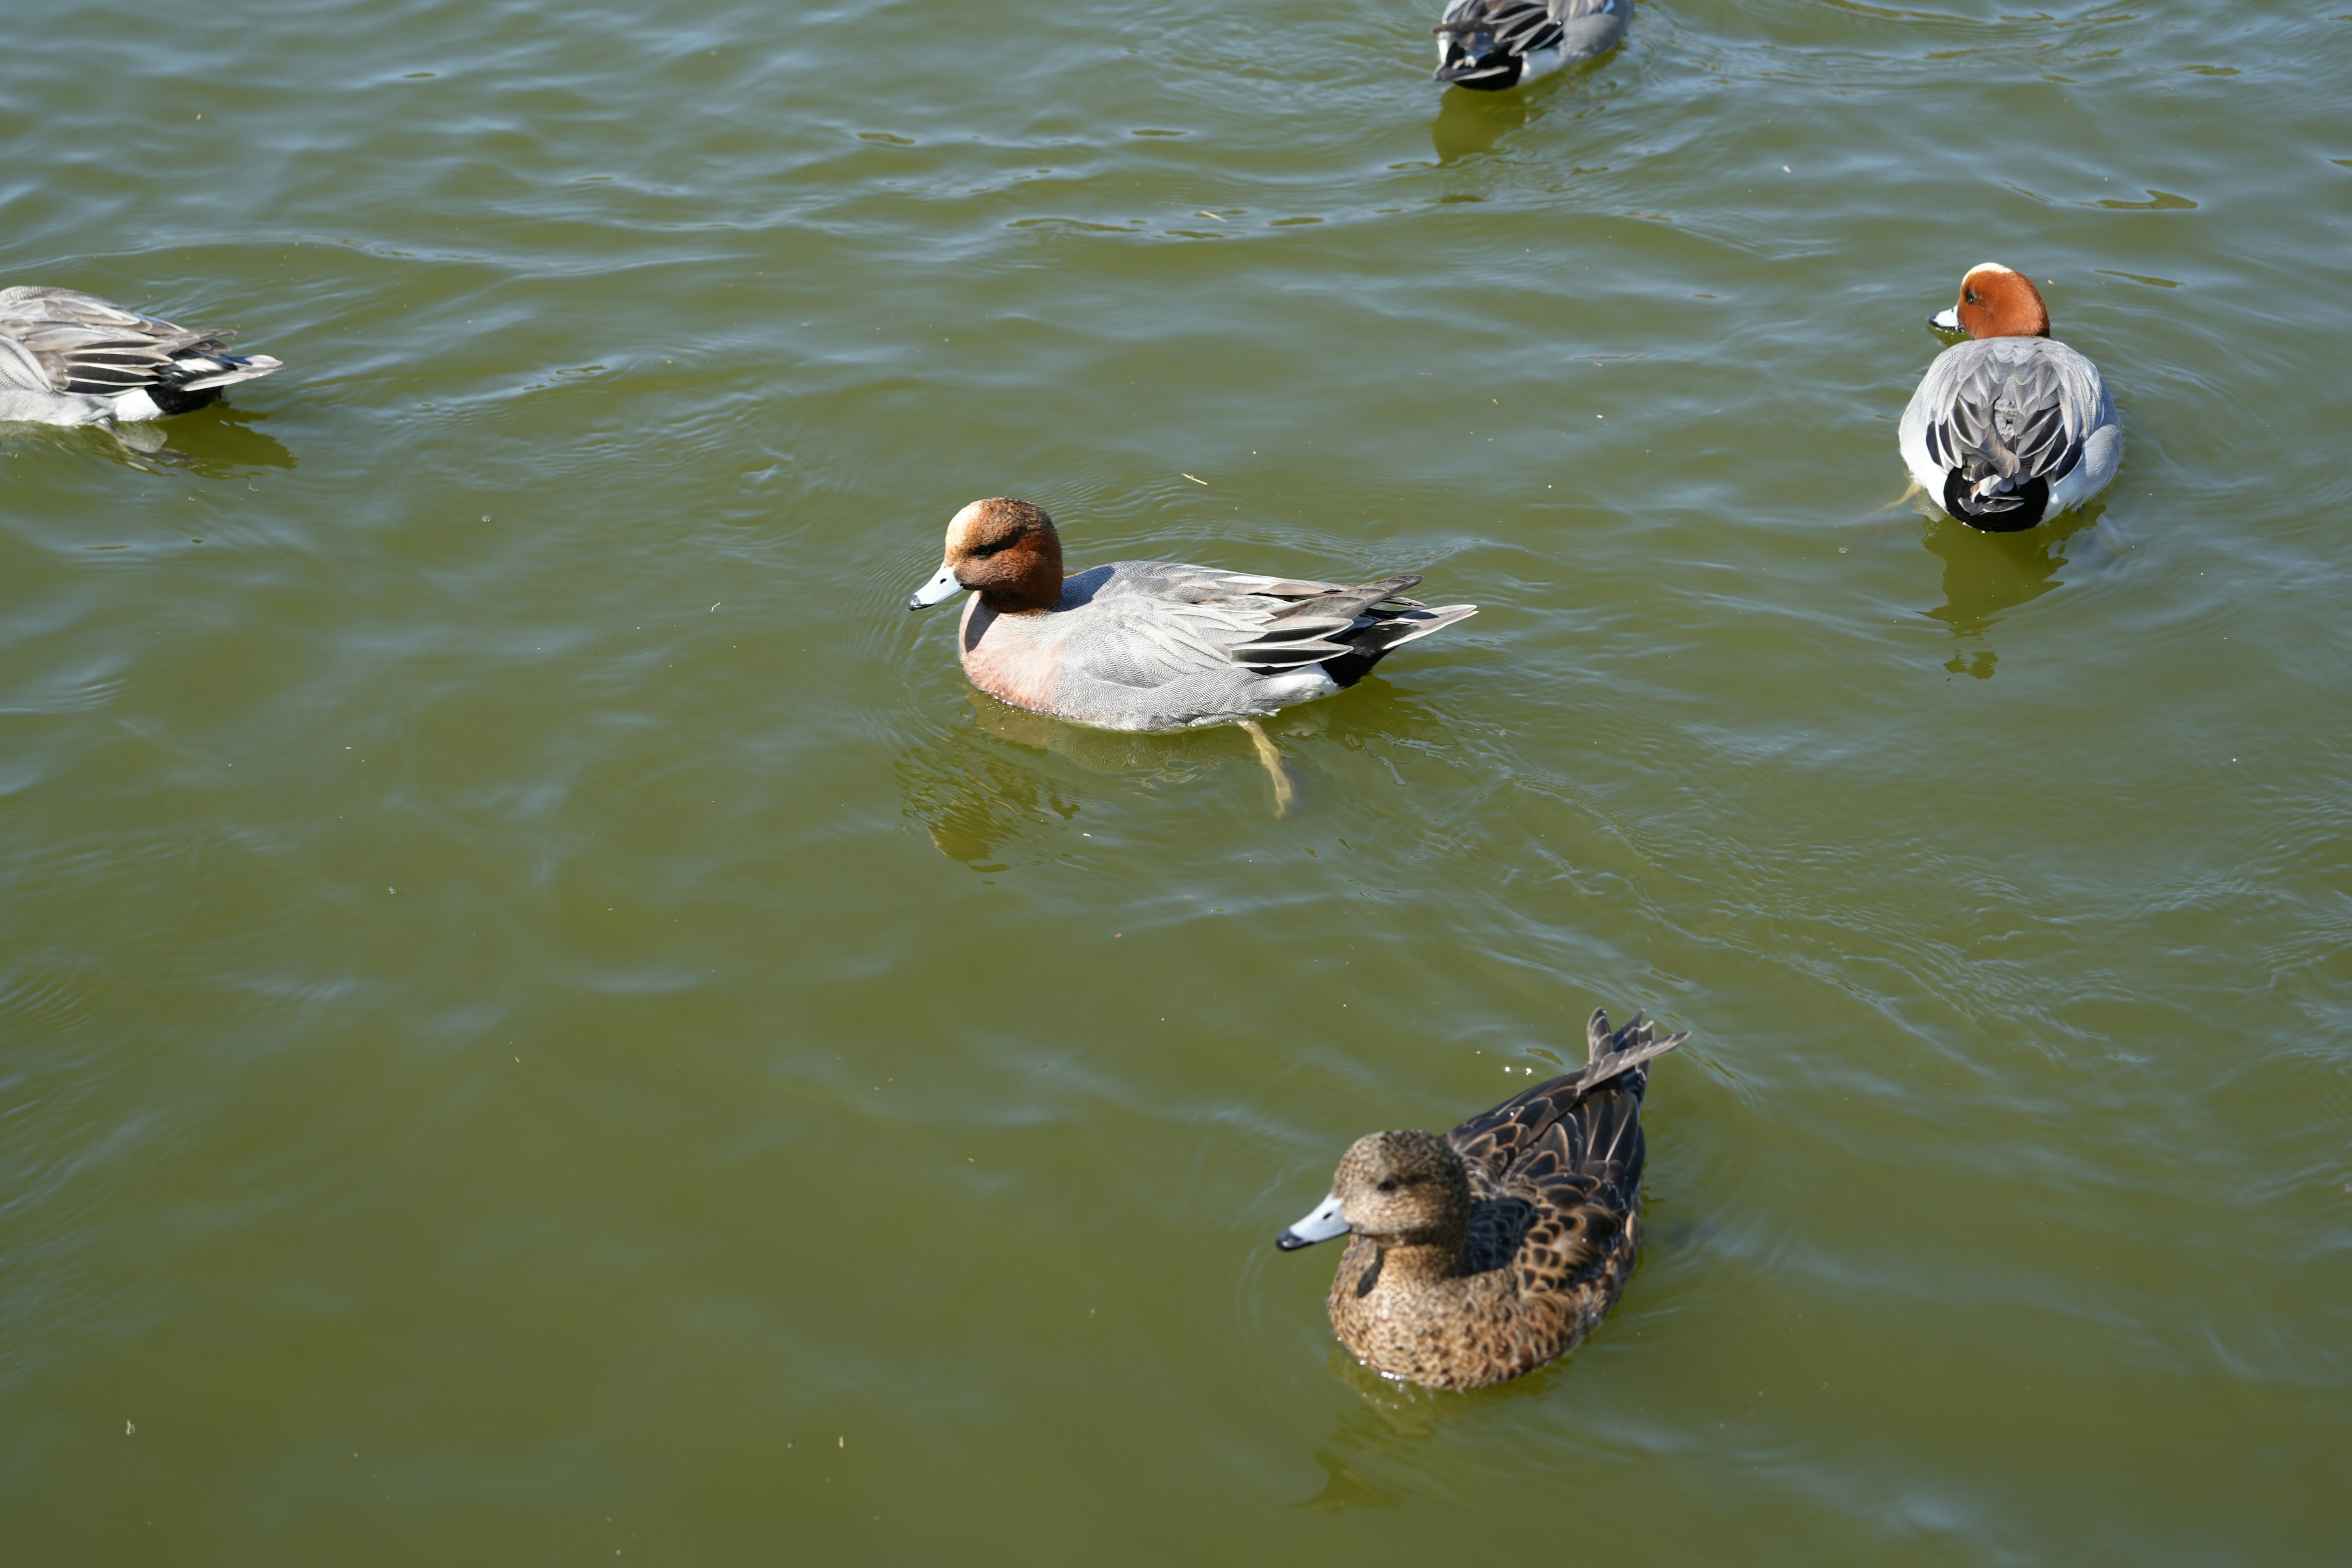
[108,420,173,456]
[1237,717,1295,818]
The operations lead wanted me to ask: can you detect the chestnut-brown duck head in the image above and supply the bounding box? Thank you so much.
[1928,262,2051,340]
[906,497,1065,616]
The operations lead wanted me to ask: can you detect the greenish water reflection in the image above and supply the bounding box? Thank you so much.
[4,0,2349,1563]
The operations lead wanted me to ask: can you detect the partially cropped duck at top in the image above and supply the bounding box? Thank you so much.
[0,287,282,426]
[1899,264,2120,532]
[905,499,1478,734]
[1276,1008,1684,1390]
[1431,0,1629,91]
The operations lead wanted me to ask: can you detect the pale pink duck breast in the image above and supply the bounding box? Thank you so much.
[1899,263,2120,531]
[905,498,1479,733]
[1275,1009,1686,1390]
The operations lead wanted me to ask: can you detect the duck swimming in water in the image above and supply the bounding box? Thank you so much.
[0,287,282,426]
[1899,264,2121,531]
[905,497,1477,734]
[1431,0,1630,91]
[1276,1008,1684,1390]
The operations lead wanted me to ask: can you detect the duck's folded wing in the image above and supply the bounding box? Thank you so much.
[0,288,171,337]
[1059,570,1441,688]
[0,290,264,397]
[1497,1121,1635,1291]
[1916,342,2103,486]
[1222,576,1438,671]
[1448,1009,1683,1182]
[1096,565,1366,606]
[1056,592,1273,690]
[1436,0,1566,56]
[0,336,55,393]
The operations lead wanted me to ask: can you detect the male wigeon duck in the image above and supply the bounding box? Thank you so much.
[0,287,282,426]
[1276,1008,1684,1390]
[905,498,1479,734]
[1432,0,1629,91]
[1899,264,2120,531]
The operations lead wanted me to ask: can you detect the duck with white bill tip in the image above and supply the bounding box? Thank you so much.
[1899,263,2120,531]
[906,497,1478,735]
[1276,1008,1684,1390]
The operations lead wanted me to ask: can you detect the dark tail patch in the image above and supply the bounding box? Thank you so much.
[1434,52,1525,89]
[150,383,227,415]
[1943,470,2049,532]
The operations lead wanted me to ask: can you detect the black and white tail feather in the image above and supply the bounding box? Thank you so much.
[1223,575,1479,687]
[1433,0,1629,91]
[0,287,283,425]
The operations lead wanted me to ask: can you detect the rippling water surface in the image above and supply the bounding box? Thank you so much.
[4,0,2349,1560]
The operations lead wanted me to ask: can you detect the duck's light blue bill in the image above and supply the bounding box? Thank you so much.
[907,563,961,611]
[1929,306,1962,331]
[1275,1193,1348,1251]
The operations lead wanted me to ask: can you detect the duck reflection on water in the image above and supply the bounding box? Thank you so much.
[0,402,296,478]
[897,693,1227,870]
[1293,1334,1570,1512]
[1429,85,1538,165]
[1920,505,2105,680]
[900,680,1462,865]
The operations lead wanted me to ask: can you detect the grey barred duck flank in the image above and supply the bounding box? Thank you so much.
[905,498,1479,733]
[1899,264,2120,531]
[0,287,282,426]
[1276,1008,1684,1390]
[1433,0,1629,91]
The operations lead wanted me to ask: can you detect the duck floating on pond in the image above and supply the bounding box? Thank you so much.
[1899,265,2121,531]
[906,498,1478,734]
[0,287,282,426]
[1276,1008,1684,1390]
[1431,0,1630,91]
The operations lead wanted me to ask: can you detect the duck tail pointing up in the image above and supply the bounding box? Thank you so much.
[1578,1008,1688,1091]
[1358,600,1479,657]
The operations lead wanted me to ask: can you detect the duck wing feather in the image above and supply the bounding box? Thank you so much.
[1450,1009,1686,1283]
[1915,338,2109,506]
[0,287,277,398]
[1059,566,1468,688]
[1435,0,1564,58]
[1054,573,1281,690]
[1436,0,1615,48]
[1224,574,1433,670]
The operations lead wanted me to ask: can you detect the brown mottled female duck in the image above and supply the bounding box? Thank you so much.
[1275,1008,1685,1390]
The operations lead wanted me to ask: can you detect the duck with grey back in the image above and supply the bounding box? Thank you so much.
[905,498,1480,733]
[1899,263,2120,530]
[0,287,282,426]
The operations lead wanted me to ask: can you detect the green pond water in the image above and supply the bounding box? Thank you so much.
[4,0,2349,1560]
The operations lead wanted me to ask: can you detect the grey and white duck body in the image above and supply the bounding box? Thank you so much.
[1276,1009,1685,1390]
[0,287,282,426]
[905,498,1478,734]
[1432,0,1629,91]
[1899,264,2120,531]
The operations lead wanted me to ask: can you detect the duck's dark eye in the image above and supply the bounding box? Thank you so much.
[1964,289,1980,305]
[1375,1178,1395,1193]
